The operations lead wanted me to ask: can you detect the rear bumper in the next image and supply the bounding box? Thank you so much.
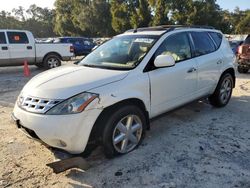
[12,104,102,154]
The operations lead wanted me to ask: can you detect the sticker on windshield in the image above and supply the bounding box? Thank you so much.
[134,38,154,44]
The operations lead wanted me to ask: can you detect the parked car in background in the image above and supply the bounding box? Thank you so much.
[229,40,244,54]
[0,30,74,69]
[54,37,95,56]
[237,34,250,73]
[12,26,236,158]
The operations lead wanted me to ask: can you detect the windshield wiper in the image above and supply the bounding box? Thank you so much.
[82,64,132,71]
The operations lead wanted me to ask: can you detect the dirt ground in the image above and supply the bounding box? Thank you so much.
[0,64,250,188]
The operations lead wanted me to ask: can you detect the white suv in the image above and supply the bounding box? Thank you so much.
[12,26,236,158]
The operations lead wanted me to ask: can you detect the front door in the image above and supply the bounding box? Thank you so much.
[148,32,198,117]
[0,32,10,66]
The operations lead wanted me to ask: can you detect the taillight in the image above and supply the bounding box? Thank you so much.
[70,46,74,53]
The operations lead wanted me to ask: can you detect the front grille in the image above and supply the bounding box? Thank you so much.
[18,96,62,114]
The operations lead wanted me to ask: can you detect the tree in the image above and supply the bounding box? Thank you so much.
[130,0,151,28]
[151,0,171,26]
[74,0,114,37]
[12,6,26,21]
[235,10,250,34]
[170,0,224,29]
[110,0,132,33]
[0,11,22,29]
[54,0,80,36]
[25,5,55,37]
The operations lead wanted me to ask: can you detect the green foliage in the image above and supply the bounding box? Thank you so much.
[130,0,151,28]
[0,5,55,37]
[73,0,114,37]
[151,0,171,26]
[54,0,79,36]
[110,0,132,33]
[235,11,250,34]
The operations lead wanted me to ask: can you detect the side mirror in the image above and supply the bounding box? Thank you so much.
[154,54,175,68]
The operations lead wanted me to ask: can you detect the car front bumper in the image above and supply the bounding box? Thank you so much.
[12,104,102,154]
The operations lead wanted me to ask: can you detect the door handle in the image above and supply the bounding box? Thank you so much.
[27,46,32,50]
[217,60,222,64]
[1,46,8,50]
[187,67,197,73]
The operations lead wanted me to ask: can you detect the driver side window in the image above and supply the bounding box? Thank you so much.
[155,32,191,62]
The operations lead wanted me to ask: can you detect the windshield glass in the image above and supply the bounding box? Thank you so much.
[79,35,158,70]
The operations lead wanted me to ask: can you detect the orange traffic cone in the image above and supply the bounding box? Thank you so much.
[23,61,30,77]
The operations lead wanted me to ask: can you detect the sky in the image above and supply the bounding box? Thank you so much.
[0,0,55,12]
[216,0,249,11]
[0,0,249,12]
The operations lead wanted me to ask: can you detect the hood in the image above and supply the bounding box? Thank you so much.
[22,65,129,99]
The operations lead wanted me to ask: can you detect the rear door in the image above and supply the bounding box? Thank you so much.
[190,31,221,95]
[7,31,35,65]
[0,31,10,65]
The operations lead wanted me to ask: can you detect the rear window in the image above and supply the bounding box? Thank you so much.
[244,35,250,45]
[7,32,29,44]
[0,32,6,44]
[209,32,223,48]
[191,32,216,57]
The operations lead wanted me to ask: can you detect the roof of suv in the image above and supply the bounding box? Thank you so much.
[122,25,219,36]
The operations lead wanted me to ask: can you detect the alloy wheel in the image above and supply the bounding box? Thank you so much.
[48,57,59,68]
[112,115,143,153]
[220,77,232,104]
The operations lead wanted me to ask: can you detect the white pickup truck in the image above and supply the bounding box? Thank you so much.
[0,30,74,69]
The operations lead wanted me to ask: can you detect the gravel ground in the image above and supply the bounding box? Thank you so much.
[0,64,250,188]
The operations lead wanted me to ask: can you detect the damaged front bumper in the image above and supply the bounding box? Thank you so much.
[12,104,102,154]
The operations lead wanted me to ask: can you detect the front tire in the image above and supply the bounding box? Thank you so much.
[102,105,146,158]
[209,73,233,108]
[43,54,61,69]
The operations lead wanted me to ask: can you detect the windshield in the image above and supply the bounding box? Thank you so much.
[79,35,158,70]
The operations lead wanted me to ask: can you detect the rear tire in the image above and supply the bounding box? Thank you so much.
[238,66,249,73]
[209,73,233,108]
[43,54,61,69]
[102,105,146,158]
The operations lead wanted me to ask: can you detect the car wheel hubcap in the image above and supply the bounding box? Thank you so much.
[112,115,143,154]
[220,77,232,104]
[48,58,59,68]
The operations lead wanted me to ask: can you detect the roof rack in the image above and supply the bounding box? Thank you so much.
[125,25,215,33]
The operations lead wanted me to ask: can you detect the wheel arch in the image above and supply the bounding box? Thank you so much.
[88,98,150,144]
[43,52,62,63]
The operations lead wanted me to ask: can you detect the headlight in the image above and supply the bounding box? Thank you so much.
[46,92,98,115]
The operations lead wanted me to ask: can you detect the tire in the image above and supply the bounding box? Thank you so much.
[209,73,233,108]
[102,105,146,158]
[238,66,249,73]
[43,54,61,69]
